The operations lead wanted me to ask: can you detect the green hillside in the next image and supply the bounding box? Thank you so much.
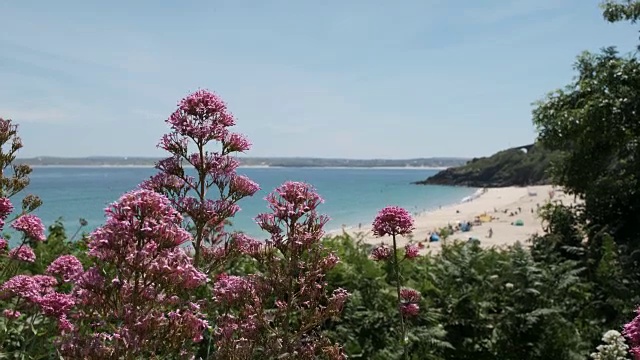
[413,143,559,187]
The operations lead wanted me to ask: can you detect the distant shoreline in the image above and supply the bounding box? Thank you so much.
[29,165,447,170]
[28,165,275,169]
[17,156,467,169]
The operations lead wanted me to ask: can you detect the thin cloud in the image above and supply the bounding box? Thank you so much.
[0,108,71,124]
[458,0,571,25]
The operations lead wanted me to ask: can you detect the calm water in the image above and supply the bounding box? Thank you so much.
[19,167,476,241]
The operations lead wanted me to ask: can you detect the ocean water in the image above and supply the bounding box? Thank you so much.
[18,167,477,241]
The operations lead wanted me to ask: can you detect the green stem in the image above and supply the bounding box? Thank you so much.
[193,139,207,266]
[392,233,407,359]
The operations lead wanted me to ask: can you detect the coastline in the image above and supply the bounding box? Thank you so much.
[28,165,445,170]
[332,185,579,254]
[28,165,278,169]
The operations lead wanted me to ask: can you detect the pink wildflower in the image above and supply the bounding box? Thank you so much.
[231,233,262,255]
[0,197,13,219]
[11,214,45,241]
[89,189,193,262]
[158,132,189,154]
[8,245,36,263]
[624,306,640,357]
[241,182,349,357]
[59,189,207,358]
[371,245,392,261]
[400,303,420,317]
[224,132,251,153]
[47,255,84,282]
[400,288,421,303]
[75,267,105,289]
[322,252,340,269]
[330,288,350,309]
[260,181,326,223]
[0,274,56,302]
[0,238,7,251]
[229,175,260,198]
[2,309,20,319]
[167,89,235,142]
[372,206,414,237]
[37,292,75,317]
[404,243,420,259]
[57,314,74,333]
[213,274,254,306]
[140,172,186,192]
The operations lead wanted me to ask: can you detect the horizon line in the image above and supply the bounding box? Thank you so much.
[17,155,472,161]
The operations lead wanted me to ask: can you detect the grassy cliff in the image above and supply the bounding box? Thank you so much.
[413,143,558,187]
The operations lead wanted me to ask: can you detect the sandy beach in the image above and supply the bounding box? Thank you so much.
[337,185,579,254]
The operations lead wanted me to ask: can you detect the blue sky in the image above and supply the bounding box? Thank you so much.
[0,0,637,159]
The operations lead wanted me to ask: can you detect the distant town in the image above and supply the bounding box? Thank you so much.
[17,156,469,168]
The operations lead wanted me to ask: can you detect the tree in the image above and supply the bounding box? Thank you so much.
[532,47,640,265]
[602,0,640,23]
[602,0,640,49]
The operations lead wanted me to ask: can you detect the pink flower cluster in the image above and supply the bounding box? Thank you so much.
[224,132,251,153]
[8,245,36,263]
[0,93,353,359]
[372,206,415,237]
[166,89,235,143]
[229,174,260,198]
[214,273,255,306]
[206,182,347,358]
[264,181,325,221]
[371,244,392,261]
[0,197,13,217]
[624,307,640,359]
[0,197,13,230]
[400,288,421,318]
[47,255,84,282]
[12,214,46,241]
[2,209,46,263]
[143,90,261,265]
[89,190,193,258]
[405,243,420,259]
[1,274,57,302]
[372,243,419,261]
[58,190,208,358]
[0,274,73,328]
[369,206,421,351]
[255,181,329,247]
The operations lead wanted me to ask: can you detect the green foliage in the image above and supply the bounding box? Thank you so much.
[0,313,59,360]
[601,0,640,23]
[322,235,449,359]
[533,48,640,248]
[320,235,601,360]
[529,5,640,353]
[532,46,640,334]
[532,203,585,262]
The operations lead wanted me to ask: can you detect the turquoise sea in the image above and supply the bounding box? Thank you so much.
[19,167,477,241]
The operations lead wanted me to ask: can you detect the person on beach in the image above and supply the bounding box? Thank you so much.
[487,228,493,238]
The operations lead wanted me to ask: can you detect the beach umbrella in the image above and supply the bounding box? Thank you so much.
[514,219,524,226]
